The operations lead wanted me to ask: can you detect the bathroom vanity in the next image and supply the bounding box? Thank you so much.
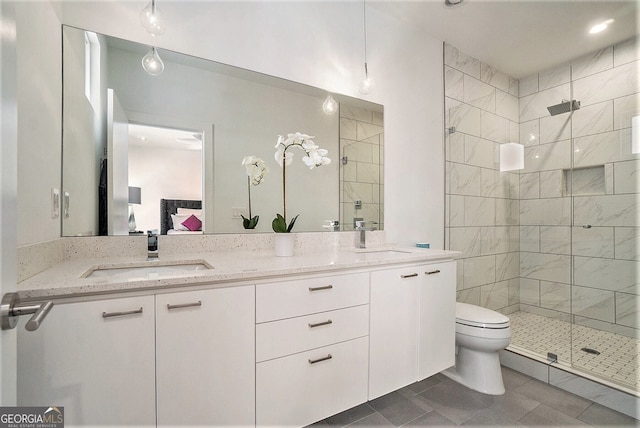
[16,246,458,427]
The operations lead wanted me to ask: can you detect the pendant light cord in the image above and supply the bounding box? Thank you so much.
[362,0,368,77]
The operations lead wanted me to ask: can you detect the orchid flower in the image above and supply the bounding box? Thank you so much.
[273,132,331,233]
[240,156,268,229]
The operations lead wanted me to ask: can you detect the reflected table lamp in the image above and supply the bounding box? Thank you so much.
[128,186,142,232]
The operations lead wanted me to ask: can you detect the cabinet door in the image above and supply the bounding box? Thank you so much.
[156,285,255,427]
[418,261,456,379]
[369,266,420,399]
[17,296,156,427]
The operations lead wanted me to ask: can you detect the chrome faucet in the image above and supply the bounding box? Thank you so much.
[147,232,159,259]
[355,220,367,249]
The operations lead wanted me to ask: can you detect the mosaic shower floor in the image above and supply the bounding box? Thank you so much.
[508,311,639,392]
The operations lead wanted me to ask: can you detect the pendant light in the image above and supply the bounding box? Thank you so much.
[142,46,164,76]
[322,94,338,115]
[358,0,375,95]
[140,0,166,36]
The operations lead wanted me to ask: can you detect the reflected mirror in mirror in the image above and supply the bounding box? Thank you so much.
[61,25,384,236]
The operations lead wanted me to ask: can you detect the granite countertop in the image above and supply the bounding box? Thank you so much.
[17,246,460,301]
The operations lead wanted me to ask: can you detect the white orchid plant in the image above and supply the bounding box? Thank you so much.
[273,132,331,233]
[241,156,268,229]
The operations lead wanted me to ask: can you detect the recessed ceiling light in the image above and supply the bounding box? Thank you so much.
[140,136,148,141]
[444,0,464,7]
[589,19,614,34]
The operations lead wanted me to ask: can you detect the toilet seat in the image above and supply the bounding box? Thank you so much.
[455,302,510,329]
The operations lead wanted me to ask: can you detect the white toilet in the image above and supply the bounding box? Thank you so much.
[443,302,511,395]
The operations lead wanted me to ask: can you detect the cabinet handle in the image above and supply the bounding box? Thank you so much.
[308,319,333,328]
[167,301,202,310]
[400,273,418,278]
[308,285,333,292]
[308,354,332,364]
[102,307,143,318]
[425,269,441,275]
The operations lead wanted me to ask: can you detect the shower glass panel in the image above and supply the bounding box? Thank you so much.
[569,62,639,393]
[444,38,639,395]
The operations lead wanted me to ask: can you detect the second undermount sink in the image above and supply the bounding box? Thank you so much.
[354,249,412,259]
[83,260,213,279]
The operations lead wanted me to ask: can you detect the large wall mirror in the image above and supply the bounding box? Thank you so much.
[62,25,384,236]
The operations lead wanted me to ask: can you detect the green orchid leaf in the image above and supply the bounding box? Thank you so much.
[242,215,259,229]
[272,214,288,233]
[287,214,300,233]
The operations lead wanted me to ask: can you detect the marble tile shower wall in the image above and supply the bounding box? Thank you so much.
[518,36,639,339]
[445,37,639,340]
[339,105,384,231]
[444,44,521,313]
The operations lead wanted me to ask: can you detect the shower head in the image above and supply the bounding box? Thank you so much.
[547,99,581,116]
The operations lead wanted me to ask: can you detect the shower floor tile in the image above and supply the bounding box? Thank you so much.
[509,311,639,392]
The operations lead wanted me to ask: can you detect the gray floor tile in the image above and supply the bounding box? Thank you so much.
[519,403,589,426]
[515,378,592,417]
[402,410,457,427]
[369,391,431,426]
[323,403,376,426]
[346,412,393,427]
[578,402,639,426]
[417,378,495,425]
[399,375,443,396]
[501,366,533,391]
[461,408,524,426]
[487,390,541,421]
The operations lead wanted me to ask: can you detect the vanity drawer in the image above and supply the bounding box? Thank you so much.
[256,272,369,322]
[256,336,369,427]
[256,304,369,362]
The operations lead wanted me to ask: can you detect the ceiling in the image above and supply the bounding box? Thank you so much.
[373,0,639,79]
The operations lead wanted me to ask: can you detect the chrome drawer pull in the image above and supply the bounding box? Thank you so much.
[425,270,441,275]
[102,307,143,318]
[308,285,333,292]
[308,319,333,328]
[400,273,418,278]
[167,301,202,310]
[308,354,332,364]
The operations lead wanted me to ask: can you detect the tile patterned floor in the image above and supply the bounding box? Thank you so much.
[311,367,639,427]
[509,311,639,391]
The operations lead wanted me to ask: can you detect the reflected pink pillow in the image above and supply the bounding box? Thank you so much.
[181,214,202,231]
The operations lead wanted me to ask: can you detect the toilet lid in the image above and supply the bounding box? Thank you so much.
[456,302,510,328]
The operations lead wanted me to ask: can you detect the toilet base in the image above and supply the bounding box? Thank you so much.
[442,347,505,395]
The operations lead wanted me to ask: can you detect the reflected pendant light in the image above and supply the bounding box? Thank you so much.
[140,0,166,36]
[358,0,375,95]
[142,46,165,76]
[322,94,338,115]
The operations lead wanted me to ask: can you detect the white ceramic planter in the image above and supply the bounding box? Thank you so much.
[274,233,295,257]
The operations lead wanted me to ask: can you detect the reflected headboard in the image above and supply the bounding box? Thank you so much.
[160,199,202,235]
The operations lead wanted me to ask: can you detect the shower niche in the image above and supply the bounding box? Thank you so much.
[564,165,605,196]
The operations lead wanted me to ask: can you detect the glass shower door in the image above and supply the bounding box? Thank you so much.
[569,47,639,393]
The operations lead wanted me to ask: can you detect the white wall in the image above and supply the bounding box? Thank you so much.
[19,0,444,247]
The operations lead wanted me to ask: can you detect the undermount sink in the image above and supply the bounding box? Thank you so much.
[354,249,412,259]
[83,260,213,279]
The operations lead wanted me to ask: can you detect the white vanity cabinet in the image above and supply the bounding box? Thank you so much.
[17,295,156,427]
[418,261,456,379]
[369,265,420,399]
[255,273,370,427]
[369,261,456,399]
[156,285,255,427]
